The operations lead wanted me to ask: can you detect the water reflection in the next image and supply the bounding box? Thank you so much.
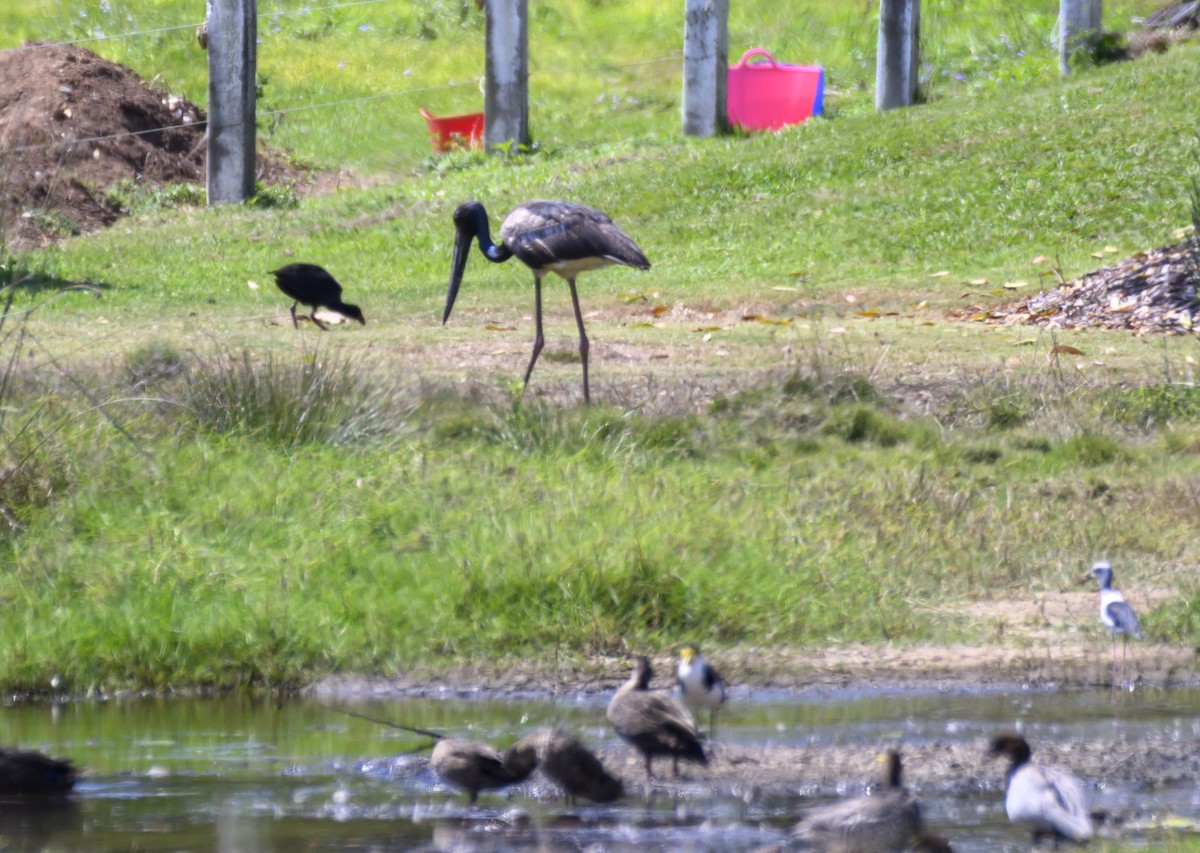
[0,688,1196,851]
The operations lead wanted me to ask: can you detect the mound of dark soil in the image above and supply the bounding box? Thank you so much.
[0,42,298,248]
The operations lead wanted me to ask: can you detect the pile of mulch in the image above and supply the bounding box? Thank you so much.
[978,241,1200,335]
[0,42,299,248]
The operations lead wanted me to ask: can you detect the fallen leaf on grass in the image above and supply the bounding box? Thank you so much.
[773,285,801,292]
[1003,281,1029,289]
[651,304,669,317]
[484,324,516,331]
[650,353,669,360]
[693,325,722,332]
[1103,246,1120,254]
[856,310,882,317]
[247,279,259,291]
[967,278,989,286]
[1050,345,1085,356]
[930,270,950,278]
[1030,255,1050,264]
[742,314,793,325]
[1014,338,1037,346]
[970,312,990,321]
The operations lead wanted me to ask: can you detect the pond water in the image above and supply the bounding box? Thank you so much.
[2,686,1199,851]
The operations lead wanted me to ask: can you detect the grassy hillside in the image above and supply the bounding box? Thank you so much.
[0,0,1197,695]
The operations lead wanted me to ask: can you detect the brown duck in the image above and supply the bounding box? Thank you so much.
[605,656,707,779]
[504,729,623,805]
[792,749,949,853]
[430,737,532,805]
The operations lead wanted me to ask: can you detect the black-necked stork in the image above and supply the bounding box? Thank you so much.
[270,263,366,330]
[443,200,651,405]
[1089,560,1144,691]
[677,644,727,740]
[606,656,707,780]
[988,733,1094,846]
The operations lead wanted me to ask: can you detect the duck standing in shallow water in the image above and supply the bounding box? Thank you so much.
[988,733,1093,846]
[504,729,623,805]
[606,656,707,780]
[430,737,533,805]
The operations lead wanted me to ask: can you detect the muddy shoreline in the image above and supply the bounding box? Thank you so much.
[306,641,1200,699]
[307,643,1200,797]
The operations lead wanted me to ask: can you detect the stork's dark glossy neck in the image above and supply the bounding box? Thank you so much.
[455,201,512,264]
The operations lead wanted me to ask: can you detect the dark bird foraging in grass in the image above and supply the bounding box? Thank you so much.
[606,656,706,780]
[430,737,532,805]
[1088,560,1144,691]
[443,200,650,405]
[792,749,930,853]
[270,263,365,330]
[504,729,624,805]
[988,733,1093,847]
[0,748,81,796]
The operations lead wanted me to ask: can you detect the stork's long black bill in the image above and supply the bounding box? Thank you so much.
[444,229,471,325]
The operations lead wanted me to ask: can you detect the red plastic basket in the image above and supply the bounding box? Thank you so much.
[419,108,484,153]
[727,48,824,132]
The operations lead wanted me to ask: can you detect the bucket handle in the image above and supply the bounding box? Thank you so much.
[732,48,778,69]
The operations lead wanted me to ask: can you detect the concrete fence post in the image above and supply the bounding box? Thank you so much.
[484,0,530,151]
[876,0,921,111]
[1059,0,1103,76]
[206,0,257,204]
[682,0,729,137]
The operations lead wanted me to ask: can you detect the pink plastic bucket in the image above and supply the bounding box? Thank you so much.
[727,48,824,132]
[419,108,484,153]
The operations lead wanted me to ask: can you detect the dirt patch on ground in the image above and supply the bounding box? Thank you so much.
[0,42,304,248]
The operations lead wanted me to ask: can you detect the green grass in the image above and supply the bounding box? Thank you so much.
[0,359,1198,692]
[0,0,1197,693]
